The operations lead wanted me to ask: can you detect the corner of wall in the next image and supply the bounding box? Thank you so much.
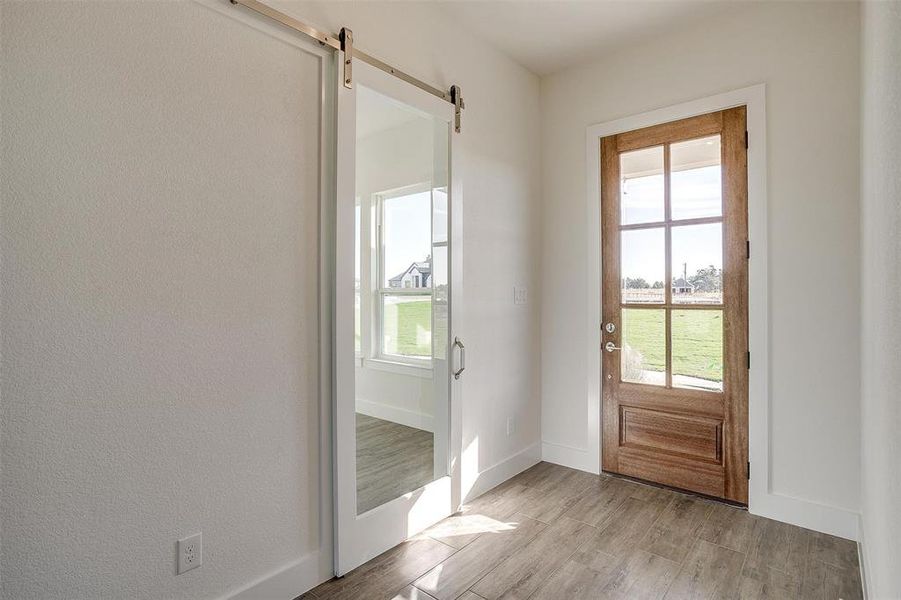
[857,513,871,599]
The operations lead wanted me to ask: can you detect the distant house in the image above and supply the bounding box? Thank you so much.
[389,261,432,289]
[672,277,694,295]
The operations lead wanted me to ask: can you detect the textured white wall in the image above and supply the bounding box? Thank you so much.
[1,1,542,598]
[1,3,324,599]
[859,1,901,596]
[540,1,861,516]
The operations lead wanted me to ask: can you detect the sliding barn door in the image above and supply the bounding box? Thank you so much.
[334,56,463,575]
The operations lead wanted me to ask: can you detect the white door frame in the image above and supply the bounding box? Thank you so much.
[334,53,463,575]
[585,84,769,511]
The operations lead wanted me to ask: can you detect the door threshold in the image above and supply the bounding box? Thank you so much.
[602,470,748,509]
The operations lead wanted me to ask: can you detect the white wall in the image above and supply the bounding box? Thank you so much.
[540,1,861,535]
[859,1,901,596]
[1,3,326,599]
[0,1,542,599]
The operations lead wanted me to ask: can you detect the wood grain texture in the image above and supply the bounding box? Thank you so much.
[470,517,596,600]
[721,105,749,503]
[664,539,745,599]
[312,536,456,600]
[616,447,724,498]
[697,502,759,553]
[640,493,713,563]
[601,107,749,503]
[413,514,545,600]
[563,475,635,527]
[599,549,681,599]
[620,407,722,463]
[356,414,434,514]
[390,586,438,600]
[575,495,672,559]
[309,463,861,600]
[518,474,594,523]
[455,593,487,600]
[600,134,621,475]
[616,112,724,152]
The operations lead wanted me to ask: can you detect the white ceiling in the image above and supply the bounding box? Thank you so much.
[435,1,735,76]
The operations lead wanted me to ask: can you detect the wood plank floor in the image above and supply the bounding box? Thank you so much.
[356,414,434,514]
[308,462,862,600]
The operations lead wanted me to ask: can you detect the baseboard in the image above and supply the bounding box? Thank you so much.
[464,441,541,502]
[355,399,434,432]
[749,490,860,541]
[222,549,330,600]
[540,441,600,474]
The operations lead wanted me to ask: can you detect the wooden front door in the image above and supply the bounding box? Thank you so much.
[600,107,749,504]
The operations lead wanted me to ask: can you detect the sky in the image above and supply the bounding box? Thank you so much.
[621,165,724,285]
[383,191,433,284]
[355,189,444,286]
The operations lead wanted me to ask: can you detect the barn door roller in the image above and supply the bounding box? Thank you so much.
[230,0,465,131]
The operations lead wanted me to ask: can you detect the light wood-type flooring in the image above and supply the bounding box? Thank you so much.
[311,461,862,600]
[356,413,434,514]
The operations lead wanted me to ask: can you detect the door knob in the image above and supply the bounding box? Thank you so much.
[604,341,622,353]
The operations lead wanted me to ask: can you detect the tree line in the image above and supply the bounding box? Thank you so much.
[623,265,722,292]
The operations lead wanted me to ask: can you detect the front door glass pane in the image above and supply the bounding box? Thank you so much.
[671,222,723,305]
[621,308,666,386]
[621,146,664,225]
[621,227,665,303]
[671,135,722,220]
[672,309,724,391]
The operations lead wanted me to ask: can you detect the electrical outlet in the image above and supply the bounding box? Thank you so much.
[178,533,202,575]
[513,287,528,305]
[506,416,515,436]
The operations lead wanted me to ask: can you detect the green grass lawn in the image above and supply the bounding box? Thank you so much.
[622,309,723,383]
[383,299,432,357]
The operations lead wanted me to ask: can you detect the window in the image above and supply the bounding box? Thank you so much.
[377,188,433,363]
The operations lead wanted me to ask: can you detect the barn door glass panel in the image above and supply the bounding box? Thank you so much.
[355,85,451,514]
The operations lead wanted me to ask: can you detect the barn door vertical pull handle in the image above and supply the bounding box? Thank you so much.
[453,337,466,380]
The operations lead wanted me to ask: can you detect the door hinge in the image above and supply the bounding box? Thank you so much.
[747,461,751,480]
[746,351,751,369]
[746,240,750,259]
[744,130,749,149]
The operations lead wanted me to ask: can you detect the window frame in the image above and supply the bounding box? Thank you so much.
[372,183,434,368]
